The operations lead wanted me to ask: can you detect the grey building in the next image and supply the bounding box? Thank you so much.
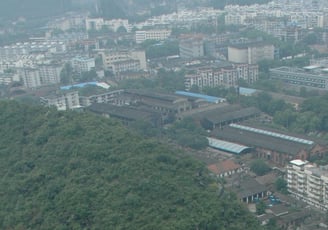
[270,66,328,90]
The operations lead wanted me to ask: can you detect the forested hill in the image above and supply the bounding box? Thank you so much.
[0,101,262,229]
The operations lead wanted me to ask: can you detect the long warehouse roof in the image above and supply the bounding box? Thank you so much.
[207,137,252,154]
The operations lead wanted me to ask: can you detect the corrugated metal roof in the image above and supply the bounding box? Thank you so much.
[207,137,251,154]
[175,91,226,103]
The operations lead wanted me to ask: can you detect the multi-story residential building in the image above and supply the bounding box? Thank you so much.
[111,59,140,75]
[270,66,328,90]
[20,68,42,88]
[287,159,328,211]
[0,41,66,59]
[184,63,259,90]
[0,73,20,85]
[228,42,275,64]
[135,29,171,44]
[71,56,95,73]
[179,35,204,59]
[99,49,146,72]
[38,64,62,85]
[79,89,124,107]
[85,18,131,32]
[40,90,80,110]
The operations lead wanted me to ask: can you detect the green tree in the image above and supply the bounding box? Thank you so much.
[256,200,267,215]
[250,159,271,176]
[275,178,288,194]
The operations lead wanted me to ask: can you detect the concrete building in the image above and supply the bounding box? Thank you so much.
[228,42,275,64]
[184,63,259,90]
[179,35,204,59]
[40,90,80,110]
[135,29,171,44]
[86,18,131,32]
[71,56,95,73]
[79,89,124,107]
[20,68,41,88]
[111,59,140,75]
[270,66,328,90]
[212,123,325,166]
[99,49,147,71]
[287,159,328,211]
[38,64,62,85]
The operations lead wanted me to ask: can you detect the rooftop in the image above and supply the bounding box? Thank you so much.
[290,159,307,166]
[207,137,252,154]
[213,125,313,155]
[232,177,267,199]
[208,159,242,175]
[175,91,226,104]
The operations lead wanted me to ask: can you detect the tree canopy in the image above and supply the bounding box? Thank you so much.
[0,101,262,229]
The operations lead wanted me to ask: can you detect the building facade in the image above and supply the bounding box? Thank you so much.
[270,66,328,90]
[135,29,171,44]
[228,43,275,64]
[287,159,328,211]
[40,90,80,110]
[179,36,204,59]
[184,64,259,90]
[71,56,95,73]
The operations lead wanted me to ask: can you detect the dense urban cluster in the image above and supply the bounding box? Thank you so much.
[1,0,328,229]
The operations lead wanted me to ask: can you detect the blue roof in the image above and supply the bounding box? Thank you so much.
[60,81,98,90]
[207,137,252,154]
[175,91,225,103]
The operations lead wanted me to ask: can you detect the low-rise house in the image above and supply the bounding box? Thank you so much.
[208,159,243,177]
[231,177,267,203]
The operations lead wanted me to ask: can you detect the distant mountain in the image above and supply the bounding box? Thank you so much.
[0,101,263,229]
[0,0,72,19]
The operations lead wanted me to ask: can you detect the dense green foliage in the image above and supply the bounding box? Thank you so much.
[142,40,179,60]
[0,101,262,229]
[256,200,267,215]
[275,178,288,194]
[118,69,185,92]
[250,159,271,176]
[167,117,209,150]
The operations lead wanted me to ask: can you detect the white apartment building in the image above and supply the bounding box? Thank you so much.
[287,159,328,211]
[39,64,62,85]
[111,59,140,75]
[135,29,171,44]
[0,73,20,85]
[71,56,95,73]
[85,18,131,32]
[40,91,80,111]
[20,68,42,88]
[184,64,258,90]
[79,89,124,107]
[99,49,146,71]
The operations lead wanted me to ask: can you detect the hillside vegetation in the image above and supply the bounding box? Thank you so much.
[0,101,262,229]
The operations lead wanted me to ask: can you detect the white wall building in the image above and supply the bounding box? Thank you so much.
[71,56,95,73]
[86,18,131,32]
[287,159,328,211]
[184,64,258,90]
[99,49,147,71]
[20,68,42,88]
[135,29,171,44]
[40,91,80,110]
